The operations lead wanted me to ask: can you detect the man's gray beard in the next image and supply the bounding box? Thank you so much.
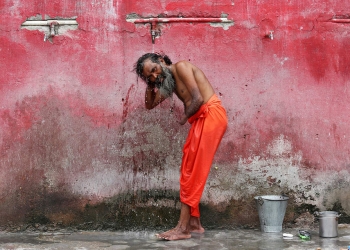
[155,65,176,98]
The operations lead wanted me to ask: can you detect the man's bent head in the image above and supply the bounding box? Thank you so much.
[134,53,176,98]
[134,53,172,82]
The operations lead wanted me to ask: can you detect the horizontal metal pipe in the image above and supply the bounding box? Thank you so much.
[329,18,350,23]
[127,17,233,24]
[21,20,78,26]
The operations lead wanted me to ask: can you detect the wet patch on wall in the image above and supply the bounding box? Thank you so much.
[6,187,349,232]
[0,90,187,229]
[1,189,182,232]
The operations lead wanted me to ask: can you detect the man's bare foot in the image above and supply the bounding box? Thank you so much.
[189,216,205,234]
[156,228,191,241]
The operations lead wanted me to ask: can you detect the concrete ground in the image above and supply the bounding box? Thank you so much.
[0,226,350,250]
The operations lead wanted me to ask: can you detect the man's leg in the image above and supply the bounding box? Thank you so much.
[189,216,205,233]
[156,203,192,240]
[188,205,205,233]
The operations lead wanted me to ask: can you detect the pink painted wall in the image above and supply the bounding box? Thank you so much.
[1,0,350,229]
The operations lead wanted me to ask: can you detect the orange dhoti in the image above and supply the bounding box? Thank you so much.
[180,94,227,217]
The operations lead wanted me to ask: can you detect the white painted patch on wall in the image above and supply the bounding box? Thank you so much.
[267,134,292,156]
[204,151,302,204]
[210,22,235,30]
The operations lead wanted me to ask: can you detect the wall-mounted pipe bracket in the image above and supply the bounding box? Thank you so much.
[323,15,350,23]
[21,19,78,42]
[126,14,234,44]
[329,18,350,23]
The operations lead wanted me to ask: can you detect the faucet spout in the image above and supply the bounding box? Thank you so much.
[151,29,156,44]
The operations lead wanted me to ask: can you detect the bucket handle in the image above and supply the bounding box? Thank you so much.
[257,196,264,206]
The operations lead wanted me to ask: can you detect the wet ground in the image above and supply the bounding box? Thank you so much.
[0,226,350,250]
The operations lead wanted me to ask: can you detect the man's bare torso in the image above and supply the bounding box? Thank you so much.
[142,58,215,122]
[171,61,215,109]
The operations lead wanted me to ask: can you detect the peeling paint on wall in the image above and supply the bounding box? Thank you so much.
[21,15,78,42]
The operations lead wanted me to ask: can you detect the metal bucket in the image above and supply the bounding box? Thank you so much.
[255,195,289,232]
[316,211,340,238]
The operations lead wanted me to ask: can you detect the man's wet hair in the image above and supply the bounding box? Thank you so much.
[134,53,172,82]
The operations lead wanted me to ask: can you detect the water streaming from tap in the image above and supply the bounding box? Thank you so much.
[116,0,119,18]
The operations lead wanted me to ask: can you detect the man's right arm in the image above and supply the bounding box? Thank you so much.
[145,85,165,109]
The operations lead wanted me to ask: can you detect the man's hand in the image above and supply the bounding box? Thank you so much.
[179,115,188,125]
[147,82,156,89]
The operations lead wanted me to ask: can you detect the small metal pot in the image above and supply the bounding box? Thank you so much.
[315,211,340,238]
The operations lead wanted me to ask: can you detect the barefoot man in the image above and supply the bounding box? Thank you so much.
[134,53,227,240]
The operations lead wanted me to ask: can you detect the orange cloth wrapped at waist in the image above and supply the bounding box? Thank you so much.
[180,94,227,217]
